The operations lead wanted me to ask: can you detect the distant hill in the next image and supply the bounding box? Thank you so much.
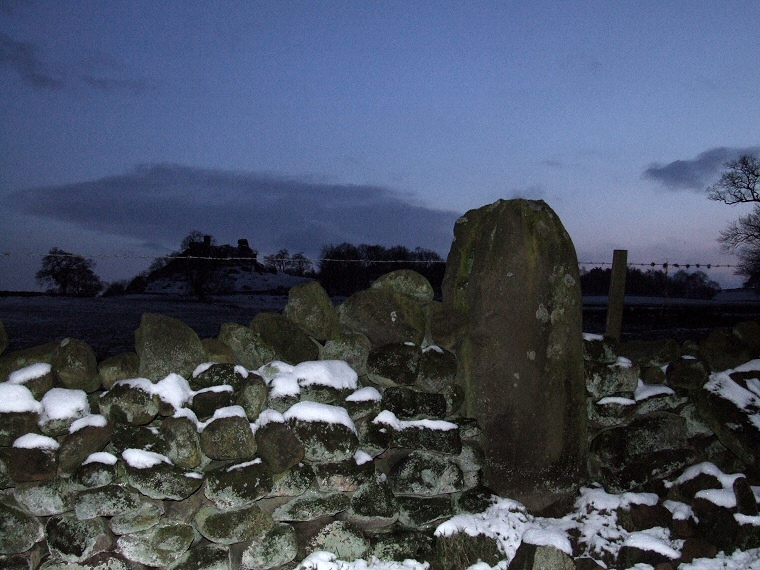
[124,237,311,297]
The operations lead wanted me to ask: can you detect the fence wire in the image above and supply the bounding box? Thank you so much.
[0,251,742,269]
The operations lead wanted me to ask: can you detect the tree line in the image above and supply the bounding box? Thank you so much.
[33,154,760,298]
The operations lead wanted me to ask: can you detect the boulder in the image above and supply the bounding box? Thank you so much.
[51,338,100,392]
[45,513,112,563]
[99,379,160,425]
[0,383,42,446]
[313,458,374,493]
[13,477,77,516]
[250,312,319,364]
[285,401,359,463]
[435,531,502,570]
[117,522,195,566]
[397,495,454,528]
[338,288,426,348]
[381,387,447,420]
[201,337,236,364]
[135,313,206,381]
[195,503,273,546]
[71,455,118,490]
[5,436,59,483]
[371,270,435,306]
[254,419,305,474]
[284,280,341,341]
[160,415,202,469]
[109,502,164,535]
[367,343,420,386]
[442,199,586,510]
[203,459,273,509]
[199,407,257,461]
[589,412,695,492]
[585,358,639,400]
[168,542,231,570]
[236,374,268,418]
[97,352,139,390]
[5,362,54,400]
[57,417,113,472]
[415,347,458,393]
[618,338,680,368]
[122,450,203,501]
[238,523,298,570]
[38,388,90,437]
[306,520,369,562]
[191,362,247,391]
[0,499,44,555]
[699,327,754,372]
[508,541,575,570]
[390,450,464,496]
[217,322,275,370]
[347,476,398,528]
[0,342,57,384]
[370,530,434,563]
[693,372,760,468]
[666,357,710,394]
[320,332,371,376]
[74,484,146,520]
[190,386,235,419]
[272,490,350,522]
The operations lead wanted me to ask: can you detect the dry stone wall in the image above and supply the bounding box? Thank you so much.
[3,271,760,569]
[0,271,492,569]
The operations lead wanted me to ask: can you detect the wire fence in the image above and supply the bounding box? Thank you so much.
[0,250,742,270]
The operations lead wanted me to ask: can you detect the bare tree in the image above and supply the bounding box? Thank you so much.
[708,154,760,288]
[36,247,104,296]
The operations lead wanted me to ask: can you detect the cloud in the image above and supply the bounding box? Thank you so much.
[0,32,64,89]
[643,146,760,191]
[0,33,153,92]
[7,164,461,261]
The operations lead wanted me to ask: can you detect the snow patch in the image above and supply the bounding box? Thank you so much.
[39,387,89,423]
[373,410,458,431]
[122,448,172,469]
[83,452,117,466]
[7,363,51,385]
[13,433,60,450]
[346,386,382,403]
[69,414,108,433]
[283,401,357,434]
[0,383,43,413]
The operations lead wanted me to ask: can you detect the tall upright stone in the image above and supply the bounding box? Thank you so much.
[442,199,586,511]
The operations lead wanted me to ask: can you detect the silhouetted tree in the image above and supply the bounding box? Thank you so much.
[36,247,104,297]
[579,266,719,299]
[708,154,760,289]
[318,242,445,297]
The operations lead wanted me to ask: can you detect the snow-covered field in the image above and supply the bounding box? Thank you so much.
[0,293,291,358]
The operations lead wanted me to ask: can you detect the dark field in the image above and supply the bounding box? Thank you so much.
[3,293,760,360]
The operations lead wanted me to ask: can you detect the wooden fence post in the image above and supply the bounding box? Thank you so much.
[605,249,628,341]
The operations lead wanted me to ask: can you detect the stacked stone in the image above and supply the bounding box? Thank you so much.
[0,270,490,569]
[583,320,760,495]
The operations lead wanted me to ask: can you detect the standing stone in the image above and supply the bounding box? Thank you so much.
[442,199,586,511]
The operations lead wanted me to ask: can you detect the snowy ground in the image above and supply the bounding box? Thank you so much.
[0,293,291,358]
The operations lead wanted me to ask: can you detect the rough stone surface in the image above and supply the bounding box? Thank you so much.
[195,503,273,545]
[250,312,319,364]
[442,198,587,510]
[239,523,298,570]
[52,339,100,393]
[508,542,576,570]
[284,280,341,341]
[97,352,140,390]
[320,332,371,376]
[117,522,195,566]
[204,459,273,509]
[0,499,44,554]
[371,270,435,306]
[135,313,206,381]
[254,421,305,474]
[200,413,257,461]
[217,322,275,370]
[45,513,113,563]
[339,288,426,348]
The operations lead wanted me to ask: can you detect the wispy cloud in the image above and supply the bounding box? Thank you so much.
[0,33,153,93]
[643,146,760,191]
[7,164,461,258]
[0,32,64,89]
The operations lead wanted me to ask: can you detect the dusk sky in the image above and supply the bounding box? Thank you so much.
[2,1,759,291]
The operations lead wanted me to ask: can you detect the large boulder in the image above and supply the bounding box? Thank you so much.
[135,313,206,382]
[217,322,275,370]
[338,288,426,348]
[51,338,100,393]
[441,199,587,510]
[284,281,341,341]
[250,312,319,364]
